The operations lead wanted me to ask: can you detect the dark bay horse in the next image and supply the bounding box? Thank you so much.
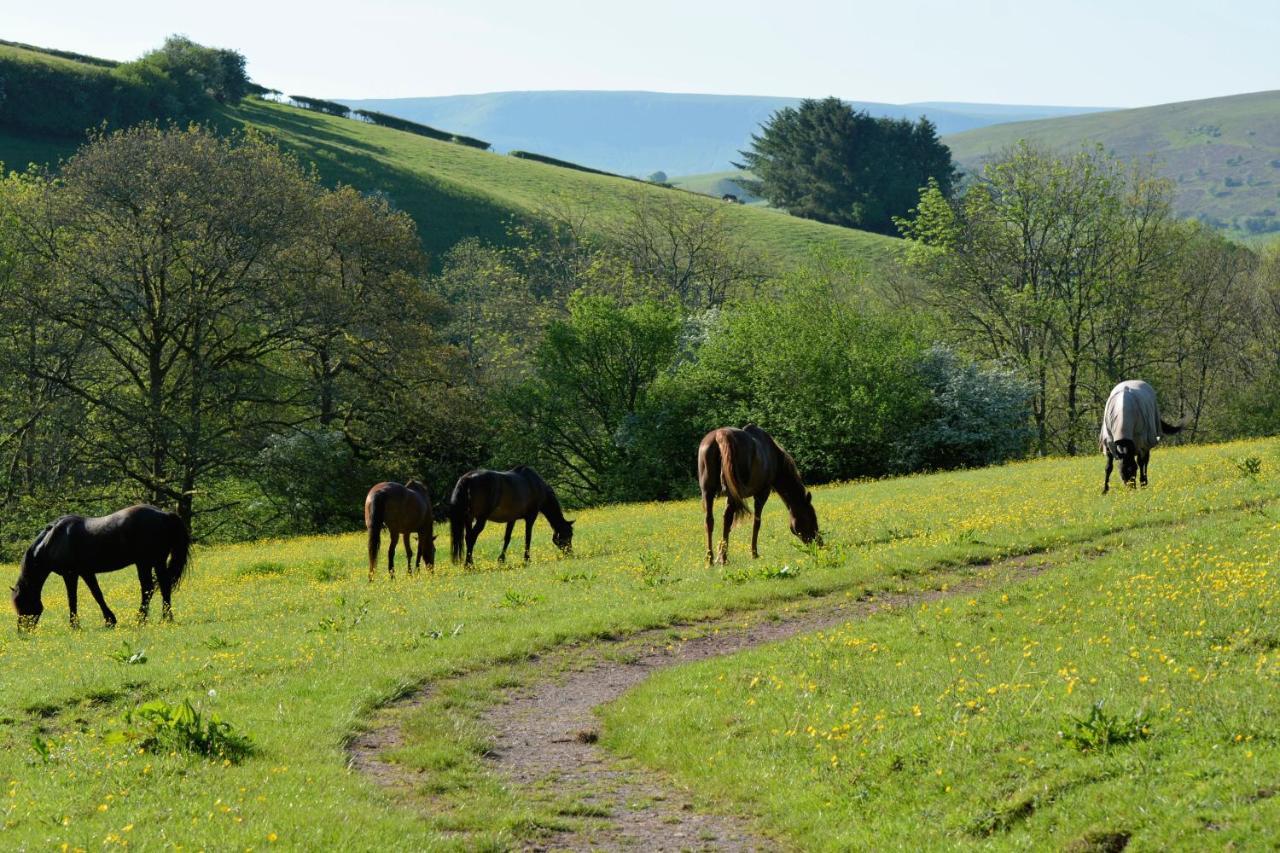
[449,467,573,565]
[11,505,190,629]
[1100,380,1182,493]
[364,481,435,580]
[698,425,820,564]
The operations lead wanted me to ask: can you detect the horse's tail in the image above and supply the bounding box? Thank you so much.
[715,431,750,526]
[449,477,470,563]
[167,514,191,591]
[366,488,386,574]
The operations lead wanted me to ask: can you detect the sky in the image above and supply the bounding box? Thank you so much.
[8,0,1280,108]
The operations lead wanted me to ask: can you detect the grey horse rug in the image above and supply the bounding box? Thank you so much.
[1099,379,1164,455]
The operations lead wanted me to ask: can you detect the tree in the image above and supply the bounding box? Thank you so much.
[132,36,251,107]
[679,265,928,481]
[736,97,957,235]
[500,293,682,503]
[898,143,1180,454]
[3,125,316,525]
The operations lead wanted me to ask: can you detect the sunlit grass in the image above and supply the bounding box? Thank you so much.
[0,438,1275,848]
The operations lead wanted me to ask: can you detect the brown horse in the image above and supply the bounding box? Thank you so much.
[698,424,820,564]
[449,466,573,565]
[364,481,435,581]
[11,504,190,629]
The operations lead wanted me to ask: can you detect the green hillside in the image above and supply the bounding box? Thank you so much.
[669,169,763,204]
[228,100,897,267]
[0,39,899,271]
[945,89,1280,240]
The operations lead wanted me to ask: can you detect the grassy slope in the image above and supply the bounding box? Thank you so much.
[225,100,898,268]
[669,170,763,204]
[944,90,1280,239]
[605,503,1280,848]
[0,40,900,273]
[0,438,1275,849]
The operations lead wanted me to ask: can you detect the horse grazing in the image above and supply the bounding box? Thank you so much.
[1100,379,1182,493]
[449,467,573,565]
[698,424,820,564]
[10,505,190,629]
[364,481,435,581]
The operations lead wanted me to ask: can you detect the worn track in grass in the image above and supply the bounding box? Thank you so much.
[348,552,1058,850]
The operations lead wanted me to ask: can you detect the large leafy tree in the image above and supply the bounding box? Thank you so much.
[898,143,1182,454]
[736,97,957,235]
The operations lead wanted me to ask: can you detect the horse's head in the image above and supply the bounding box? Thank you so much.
[789,491,821,545]
[12,525,52,629]
[1114,439,1139,487]
[552,520,574,554]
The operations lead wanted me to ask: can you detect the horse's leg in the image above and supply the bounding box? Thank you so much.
[137,563,156,623]
[752,493,770,559]
[402,532,414,577]
[387,531,397,580]
[81,572,117,627]
[155,572,174,622]
[523,516,535,562]
[703,493,716,565]
[1102,453,1113,494]
[719,503,735,565]
[499,521,515,562]
[466,518,487,566]
[63,574,80,629]
[1140,449,1150,487]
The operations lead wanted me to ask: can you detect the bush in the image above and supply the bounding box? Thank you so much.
[678,268,928,482]
[895,346,1034,471]
[256,430,369,532]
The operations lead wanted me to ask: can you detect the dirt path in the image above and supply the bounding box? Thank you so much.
[349,554,1054,851]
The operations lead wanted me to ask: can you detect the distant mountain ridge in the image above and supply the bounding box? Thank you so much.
[944,89,1280,240]
[337,90,1110,176]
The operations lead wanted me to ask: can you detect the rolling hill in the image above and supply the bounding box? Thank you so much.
[944,89,1280,239]
[337,91,1109,177]
[0,40,899,272]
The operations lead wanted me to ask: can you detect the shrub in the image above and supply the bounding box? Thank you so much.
[678,265,928,482]
[895,345,1034,471]
[257,429,368,533]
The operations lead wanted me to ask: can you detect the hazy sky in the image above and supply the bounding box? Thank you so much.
[8,0,1279,107]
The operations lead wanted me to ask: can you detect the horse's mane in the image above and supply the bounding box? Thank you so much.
[766,433,806,501]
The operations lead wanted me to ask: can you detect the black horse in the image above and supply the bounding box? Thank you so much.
[449,467,574,565]
[11,505,190,629]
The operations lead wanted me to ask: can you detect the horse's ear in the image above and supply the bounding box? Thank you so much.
[806,490,813,504]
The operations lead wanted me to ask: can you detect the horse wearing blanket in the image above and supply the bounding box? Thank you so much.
[1099,380,1181,493]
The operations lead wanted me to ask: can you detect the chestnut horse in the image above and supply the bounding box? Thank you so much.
[11,504,190,629]
[448,466,573,565]
[698,424,820,564]
[364,481,435,580]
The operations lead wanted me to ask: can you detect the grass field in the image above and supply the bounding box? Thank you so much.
[945,89,1280,241]
[669,170,763,205]
[0,438,1276,849]
[604,508,1280,848]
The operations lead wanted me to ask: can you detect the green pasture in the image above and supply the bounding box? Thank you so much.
[604,460,1280,848]
[0,439,1275,848]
